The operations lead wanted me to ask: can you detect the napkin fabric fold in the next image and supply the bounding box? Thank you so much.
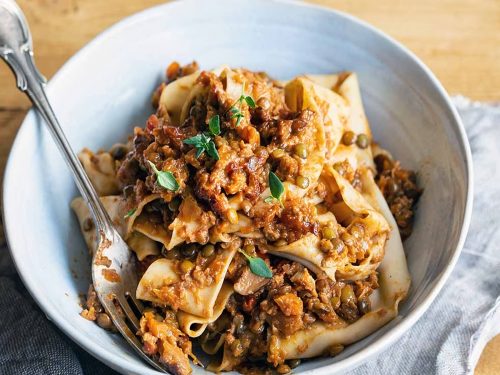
[0,96,499,375]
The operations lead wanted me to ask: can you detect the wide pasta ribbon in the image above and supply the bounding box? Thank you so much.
[266,165,390,282]
[167,193,216,250]
[77,149,120,196]
[177,283,233,338]
[321,165,390,280]
[136,245,237,319]
[307,72,375,171]
[72,195,161,261]
[274,167,410,360]
[71,196,126,254]
[284,77,326,195]
[158,71,200,126]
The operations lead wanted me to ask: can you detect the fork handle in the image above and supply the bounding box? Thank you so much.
[0,0,113,234]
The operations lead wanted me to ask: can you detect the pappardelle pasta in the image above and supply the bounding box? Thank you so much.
[74,62,421,374]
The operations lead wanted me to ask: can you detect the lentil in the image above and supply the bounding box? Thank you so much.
[322,226,335,240]
[201,244,215,257]
[181,244,197,258]
[342,131,356,146]
[294,143,308,159]
[272,148,286,158]
[296,175,310,189]
[341,284,355,304]
[356,133,369,149]
[96,313,113,330]
[180,259,195,274]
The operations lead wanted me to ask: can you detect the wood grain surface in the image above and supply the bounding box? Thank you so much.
[0,0,499,372]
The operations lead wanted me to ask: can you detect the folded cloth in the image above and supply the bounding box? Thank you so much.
[0,96,498,375]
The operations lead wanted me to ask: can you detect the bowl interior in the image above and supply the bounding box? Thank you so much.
[3,0,470,374]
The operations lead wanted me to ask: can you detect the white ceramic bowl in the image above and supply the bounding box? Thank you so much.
[2,0,473,373]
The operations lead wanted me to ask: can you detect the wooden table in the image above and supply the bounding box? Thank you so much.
[0,1,499,373]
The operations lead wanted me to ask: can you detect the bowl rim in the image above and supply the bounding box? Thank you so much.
[2,0,473,374]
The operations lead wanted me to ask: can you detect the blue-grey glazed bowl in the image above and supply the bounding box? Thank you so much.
[2,0,472,373]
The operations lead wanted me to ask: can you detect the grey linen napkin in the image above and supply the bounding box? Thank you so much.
[0,249,118,375]
[0,96,498,375]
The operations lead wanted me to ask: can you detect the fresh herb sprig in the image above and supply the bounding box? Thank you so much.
[147,160,179,191]
[264,171,285,205]
[229,92,256,127]
[238,249,273,278]
[183,114,221,160]
[183,133,219,160]
[208,114,221,136]
[183,84,256,160]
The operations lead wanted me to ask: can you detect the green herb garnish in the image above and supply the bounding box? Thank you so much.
[230,107,244,127]
[244,96,256,108]
[238,249,273,278]
[208,114,221,136]
[265,171,284,205]
[183,114,221,160]
[183,133,220,160]
[124,208,136,219]
[183,86,254,159]
[206,139,219,159]
[147,160,179,191]
[228,85,256,127]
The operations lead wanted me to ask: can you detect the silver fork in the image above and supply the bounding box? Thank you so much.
[0,1,169,372]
